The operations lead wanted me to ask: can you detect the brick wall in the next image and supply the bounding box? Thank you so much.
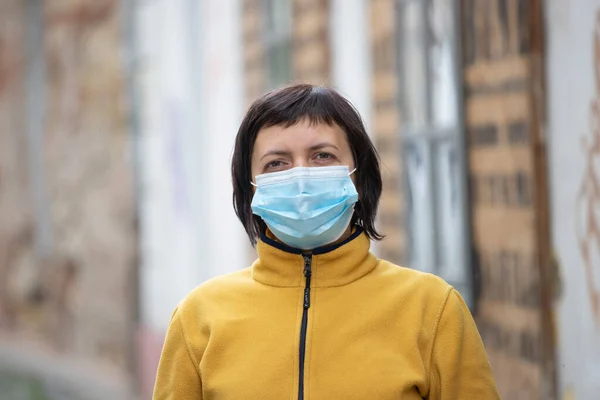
[366,0,556,397]
[292,0,330,84]
[369,0,405,265]
[242,0,266,107]
[242,0,331,102]
[0,0,136,390]
[461,0,554,398]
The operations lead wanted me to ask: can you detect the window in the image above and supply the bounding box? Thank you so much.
[397,0,472,304]
[263,0,293,90]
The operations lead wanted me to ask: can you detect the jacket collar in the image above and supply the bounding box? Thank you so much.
[252,227,378,288]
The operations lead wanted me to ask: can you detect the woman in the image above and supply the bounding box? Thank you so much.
[153,84,500,399]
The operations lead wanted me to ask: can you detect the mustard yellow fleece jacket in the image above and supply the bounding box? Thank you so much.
[153,229,500,399]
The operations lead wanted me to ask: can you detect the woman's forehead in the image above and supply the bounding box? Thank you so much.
[253,121,349,154]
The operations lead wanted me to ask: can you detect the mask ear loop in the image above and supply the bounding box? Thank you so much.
[349,168,357,176]
[250,181,258,187]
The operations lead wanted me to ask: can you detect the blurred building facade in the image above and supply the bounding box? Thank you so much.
[0,1,599,400]
[0,0,137,398]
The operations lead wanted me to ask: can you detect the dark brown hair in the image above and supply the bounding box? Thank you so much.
[231,84,383,246]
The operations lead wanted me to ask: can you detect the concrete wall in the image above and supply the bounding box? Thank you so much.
[329,0,372,135]
[133,0,247,397]
[546,1,600,398]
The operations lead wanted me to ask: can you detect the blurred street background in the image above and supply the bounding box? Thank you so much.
[0,0,599,399]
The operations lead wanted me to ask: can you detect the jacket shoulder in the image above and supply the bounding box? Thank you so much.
[177,267,254,313]
[374,259,454,305]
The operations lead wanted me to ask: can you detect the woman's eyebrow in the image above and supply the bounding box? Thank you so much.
[259,143,339,161]
[260,149,291,161]
[309,143,339,152]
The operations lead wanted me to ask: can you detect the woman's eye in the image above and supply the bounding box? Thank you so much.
[265,160,284,170]
[315,152,333,160]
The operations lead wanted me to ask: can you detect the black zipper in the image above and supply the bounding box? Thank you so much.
[298,254,312,400]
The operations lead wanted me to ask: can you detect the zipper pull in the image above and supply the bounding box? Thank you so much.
[303,254,312,309]
[303,255,312,278]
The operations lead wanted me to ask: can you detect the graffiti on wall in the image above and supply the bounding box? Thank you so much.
[576,11,600,328]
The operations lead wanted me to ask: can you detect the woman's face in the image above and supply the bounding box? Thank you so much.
[251,120,355,181]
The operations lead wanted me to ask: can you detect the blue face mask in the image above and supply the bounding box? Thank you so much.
[251,166,359,250]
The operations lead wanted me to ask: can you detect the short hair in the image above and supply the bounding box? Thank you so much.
[231,83,384,246]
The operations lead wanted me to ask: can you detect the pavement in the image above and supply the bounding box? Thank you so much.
[0,339,135,400]
[0,371,49,400]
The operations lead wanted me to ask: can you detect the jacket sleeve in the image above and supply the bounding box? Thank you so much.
[428,289,500,400]
[153,307,203,400]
